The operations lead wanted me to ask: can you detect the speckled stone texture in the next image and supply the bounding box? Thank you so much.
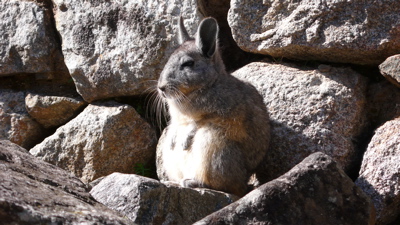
[0,140,132,224]
[90,173,238,225]
[53,0,203,102]
[196,152,375,225]
[356,117,400,225]
[228,0,400,65]
[30,101,157,183]
[233,62,367,182]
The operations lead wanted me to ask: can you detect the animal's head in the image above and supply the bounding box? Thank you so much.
[157,17,225,102]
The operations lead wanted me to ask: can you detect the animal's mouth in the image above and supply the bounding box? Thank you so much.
[157,84,191,101]
[157,85,169,99]
[158,90,166,99]
[157,85,176,99]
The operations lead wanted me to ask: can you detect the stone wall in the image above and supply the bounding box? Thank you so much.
[1,0,399,224]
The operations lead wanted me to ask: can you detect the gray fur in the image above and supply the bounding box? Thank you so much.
[195,18,218,57]
[178,16,191,45]
[156,17,270,196]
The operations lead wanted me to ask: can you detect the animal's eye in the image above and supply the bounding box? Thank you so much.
[181,60,194,69]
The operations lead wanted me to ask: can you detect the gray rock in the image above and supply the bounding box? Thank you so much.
[25,93,87,128]
[30,101,157,183]
[379,55,400,88]
[228,0,400,65]
[53,0,203,102]
[195,152,376,225]
[90,172,238,225]
[0,0,60,76]
[356,118,400,225]
[0,140,133,225]
[233,62,367,182]
[0,90,44,149]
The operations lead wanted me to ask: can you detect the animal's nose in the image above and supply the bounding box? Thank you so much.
[158,85,166,93]
[158,84,168,98]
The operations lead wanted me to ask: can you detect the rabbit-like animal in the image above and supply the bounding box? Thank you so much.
[156,17,270,196]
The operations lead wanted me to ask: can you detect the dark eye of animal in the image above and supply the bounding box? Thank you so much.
[181,60,194,69]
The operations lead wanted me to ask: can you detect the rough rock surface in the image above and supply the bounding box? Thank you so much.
[90,172,238,225]
[228,0,400,65]
[0,140,133,225]
[356,118,400,225]
[379,55,400,88]
[25,93,87,128]
[233,62,367,182]
[30,101,157,183]
[0,90,44,149]
[0,0,60,76]
[195,152,375,225]
[53,0,203,102]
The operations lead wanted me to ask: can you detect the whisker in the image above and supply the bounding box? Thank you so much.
[146,91,158,118]
[137,79,158,87]
[157,95,169,131]
[144,82,196,133]
[141,79,169,132]
[155,94,163,129]
[140,80,158,98]
[171,87,193,115]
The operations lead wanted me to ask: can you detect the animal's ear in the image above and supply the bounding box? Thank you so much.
[195,17,218,58]
[178,16,190,45]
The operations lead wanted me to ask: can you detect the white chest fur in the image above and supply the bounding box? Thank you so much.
[160,120,218,183]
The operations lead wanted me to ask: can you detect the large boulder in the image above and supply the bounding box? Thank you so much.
[25,93,87,129]
[90,172,238,225]
[228,0,400,65]
[0,140,133,224]
[0,0,61,77]
[53,0,203,102]
[0,90,44,149]
[233,62,367,182]
[30,101,157,183]
[196,152,375,225]
[356,118,400,225]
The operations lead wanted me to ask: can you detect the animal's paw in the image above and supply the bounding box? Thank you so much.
[161,180,181,187]
[181,179,208,188]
